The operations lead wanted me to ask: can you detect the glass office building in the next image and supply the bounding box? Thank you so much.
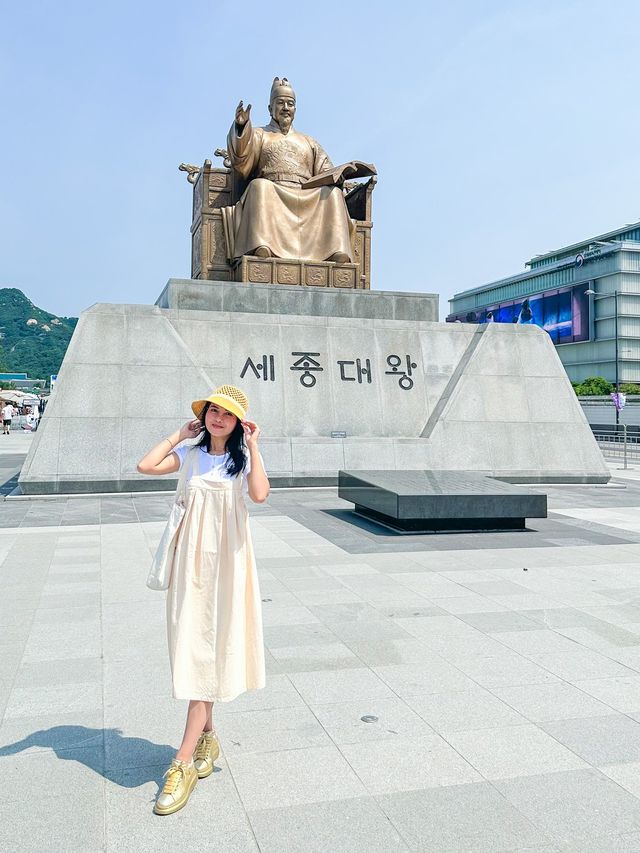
[447,222,640,383]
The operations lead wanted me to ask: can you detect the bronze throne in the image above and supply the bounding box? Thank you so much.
[181,151,376,290]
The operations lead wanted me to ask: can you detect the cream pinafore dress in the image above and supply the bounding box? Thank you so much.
[166,447,265,702]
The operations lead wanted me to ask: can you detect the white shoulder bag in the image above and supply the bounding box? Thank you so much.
[146,446,197,591]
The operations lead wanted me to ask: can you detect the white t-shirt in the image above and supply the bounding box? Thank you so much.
[2,405,14,420]
[173,445,254,493]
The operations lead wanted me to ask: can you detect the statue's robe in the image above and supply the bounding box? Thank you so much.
[221,119,354,263]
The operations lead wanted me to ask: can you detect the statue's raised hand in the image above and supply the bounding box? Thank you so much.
[235,100,252,128]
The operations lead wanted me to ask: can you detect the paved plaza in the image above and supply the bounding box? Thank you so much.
[4,433,640,851]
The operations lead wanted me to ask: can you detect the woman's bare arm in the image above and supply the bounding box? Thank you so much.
[137,419,202,476]
[242,420,270,503]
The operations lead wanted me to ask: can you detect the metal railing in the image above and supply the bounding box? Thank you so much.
[593,425,637,468]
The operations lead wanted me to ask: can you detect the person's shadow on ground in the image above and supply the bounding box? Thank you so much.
[0,726,186,788]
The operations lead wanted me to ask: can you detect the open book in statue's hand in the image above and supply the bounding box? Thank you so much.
[301,161,377,189]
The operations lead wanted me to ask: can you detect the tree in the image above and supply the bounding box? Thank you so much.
[574,376,614,396]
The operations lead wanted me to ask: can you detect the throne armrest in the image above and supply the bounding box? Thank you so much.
[344,176,376,222]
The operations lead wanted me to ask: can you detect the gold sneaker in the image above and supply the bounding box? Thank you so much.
[193,730,220,779]
[153,758,197,815]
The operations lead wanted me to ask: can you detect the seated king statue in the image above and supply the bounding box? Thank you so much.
[221,77,362,265]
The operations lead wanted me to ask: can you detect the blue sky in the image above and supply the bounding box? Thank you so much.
[1,0,639,319]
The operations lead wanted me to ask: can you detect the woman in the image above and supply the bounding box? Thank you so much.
[137,385,269,815]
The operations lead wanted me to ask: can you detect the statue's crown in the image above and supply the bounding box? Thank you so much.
[270,76,296,102]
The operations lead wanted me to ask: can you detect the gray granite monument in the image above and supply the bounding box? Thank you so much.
[18,278,608,493]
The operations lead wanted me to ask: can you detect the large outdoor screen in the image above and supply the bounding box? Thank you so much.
[447,283,590,344]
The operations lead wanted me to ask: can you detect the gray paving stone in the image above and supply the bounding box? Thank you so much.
[214,674,306,715]
[48,563,101,576]
[261,603,321,627]
[37,591,102,609]
[459,579,534,597]
[375,603,444,618]
[309,695,435,745]
[226,744,366,810]
[554,833,640,852]
[552,623,640,654]
[453,652,561,688]
[31,603,101,624]
[263,622,338,649]
[0,620,32,645]
[103,730,177,771]
[571,675,640,713]
[267,642,362,673]
[0,711,104,753]
[431,593,512,615]
[41,580,102,596]
[288,668,394,705]
[0,746,105,800]
[539,714,640,765]
[405,687,527,733]
[104,756,258,850]
[344,637,440,667]
[453,610,544,633]
[376,782,548,852]
[13,656,102,688]
[317,561,380,577]
[256,588,305,607]
[0,606,36,628]
[45,571,102,584]
[4,681,103,719]
[490,628,585,656]
[248,797,411,853]
[491,682,616,722]
[341,732,482,794]
[52,548,101,559]
[600,762,640,801]
[289,587,364,606]
[218,705,330,755]
[308,601,388,623]
[373,660,478,696]
[0,787,105,852]
[327,618,413,647]
[495,768,640,844]
[530,649,636,681]
[445,723,588,779]
[0,642,23,681]
[103,657,172,699]
[103,695,187,742]
[22,621,101,662]
[282,576,350,593]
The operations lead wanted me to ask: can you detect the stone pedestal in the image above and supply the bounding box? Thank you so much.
[18,278,609,494]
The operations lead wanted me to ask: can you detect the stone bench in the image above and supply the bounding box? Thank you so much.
[338,470,548,533]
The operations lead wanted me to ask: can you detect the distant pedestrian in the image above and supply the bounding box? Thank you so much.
[2,402,14,435]
[136,385,269,816]
[22,407,38,432]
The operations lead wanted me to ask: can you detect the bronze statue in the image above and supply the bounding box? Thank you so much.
[221,77,375,265]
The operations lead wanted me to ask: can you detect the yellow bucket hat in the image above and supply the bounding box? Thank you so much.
[191,385,248,421]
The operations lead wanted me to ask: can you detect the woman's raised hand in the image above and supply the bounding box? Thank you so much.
[179,419,203,441]
[241,419,260,449]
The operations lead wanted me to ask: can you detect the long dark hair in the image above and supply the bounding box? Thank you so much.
[196,402,247,478]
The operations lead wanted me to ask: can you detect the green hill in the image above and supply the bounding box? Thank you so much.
[0,288,78,380]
